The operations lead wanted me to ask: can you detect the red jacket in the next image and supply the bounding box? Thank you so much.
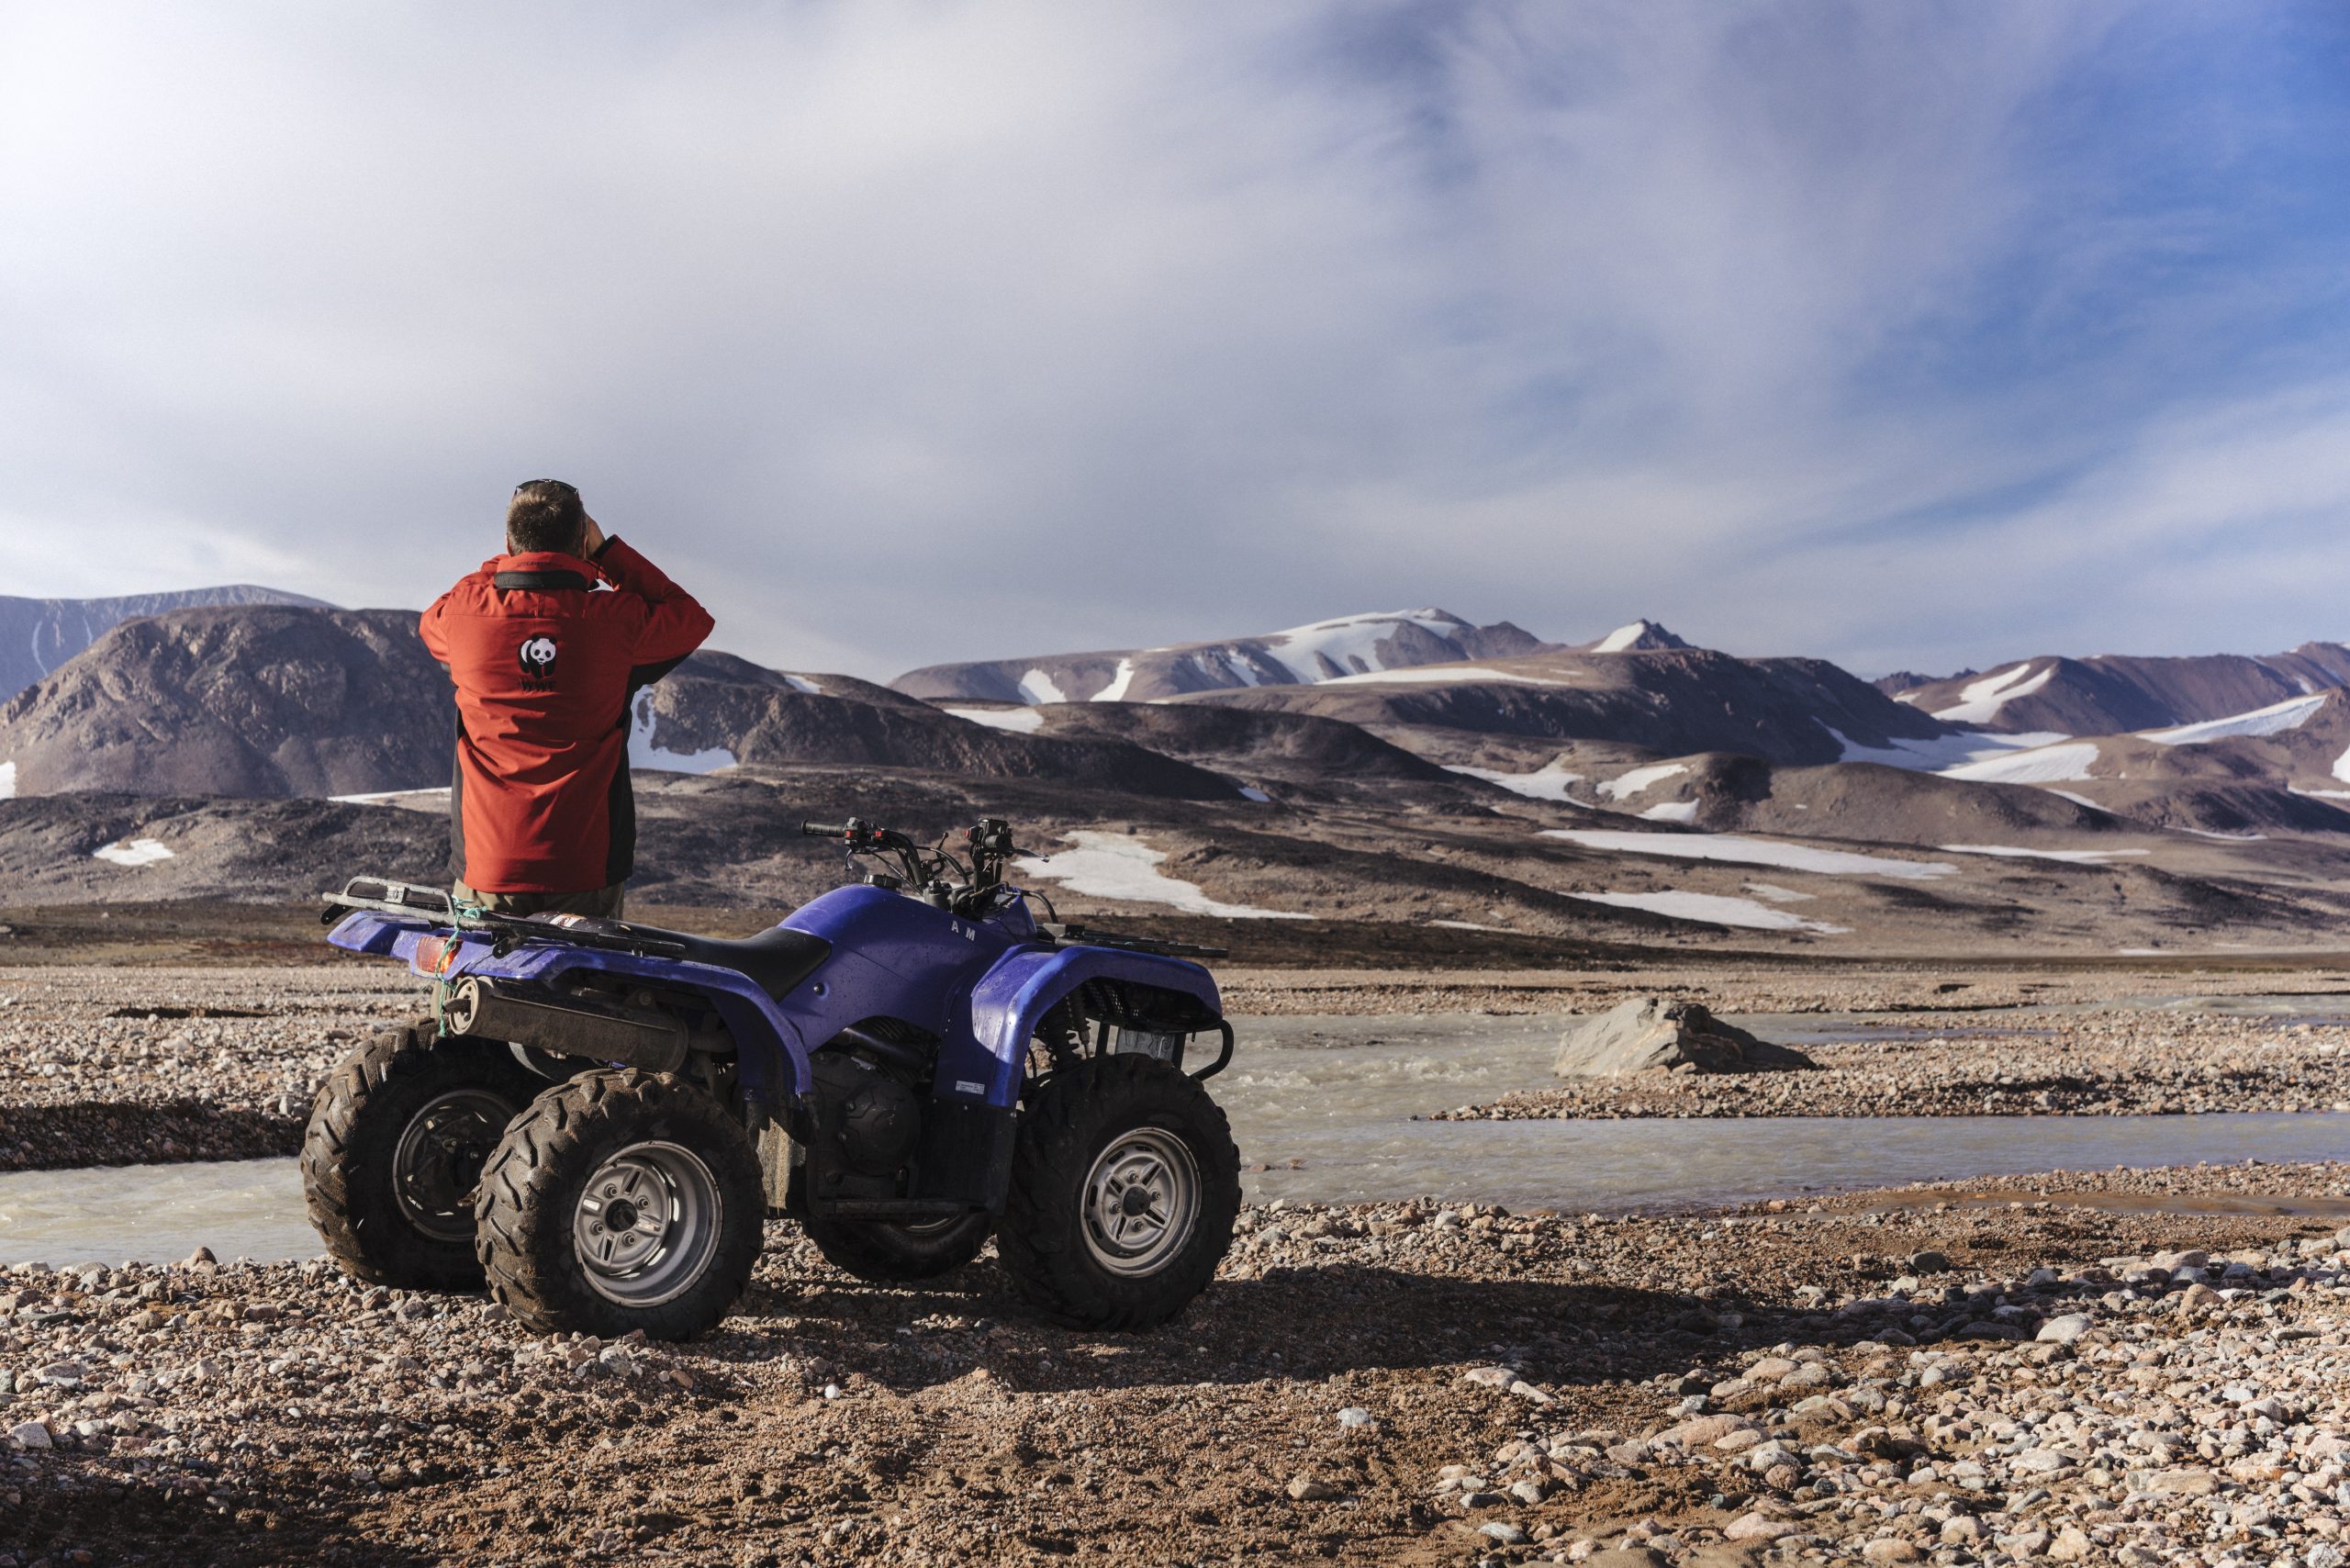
[420,537,713,893]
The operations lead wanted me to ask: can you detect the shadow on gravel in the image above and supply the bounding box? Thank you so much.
[723,1261,1784,1399]
[0,1101,299,1170]
[8,1469,441,1568]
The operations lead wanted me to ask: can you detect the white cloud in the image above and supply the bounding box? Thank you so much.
[0,3,2339,678]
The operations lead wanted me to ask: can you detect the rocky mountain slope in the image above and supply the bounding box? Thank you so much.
[1175,644,1961,767]
[890,608,1550,703]
[0,610,1247,803]
[1884,644,2350,734]
[0,607,450,798]
[0,586,329,702]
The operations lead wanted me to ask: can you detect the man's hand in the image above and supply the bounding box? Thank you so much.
[579,511,608,556]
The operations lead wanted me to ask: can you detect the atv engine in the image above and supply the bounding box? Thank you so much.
[800,1023,932,1203]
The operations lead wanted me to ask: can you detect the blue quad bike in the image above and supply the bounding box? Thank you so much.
[302,818,1244,1339]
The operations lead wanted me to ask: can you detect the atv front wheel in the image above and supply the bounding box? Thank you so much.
[475,1070,764,1339]
[804,1212,990,1283]
[302,1023,543,1291]
[998,1056,1240,1329]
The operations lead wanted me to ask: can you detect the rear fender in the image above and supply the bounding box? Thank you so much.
[952,946,1222,1109]
[326,912,811,1097]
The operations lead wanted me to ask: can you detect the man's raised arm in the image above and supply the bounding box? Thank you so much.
[593,531,715,668]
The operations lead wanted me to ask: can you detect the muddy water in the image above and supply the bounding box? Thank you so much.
[3,1008,2346,1265]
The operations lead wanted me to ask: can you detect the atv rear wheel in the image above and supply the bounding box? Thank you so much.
[998,1056,1239,1329]
[302,1023,543,1291]
[804,1212,990,1283]
[475,1069,764,1339]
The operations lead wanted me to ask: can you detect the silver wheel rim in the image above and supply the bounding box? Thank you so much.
[573,1140,723,1307]
[392,1088,512,1243]
[1082,1127,1200,1277]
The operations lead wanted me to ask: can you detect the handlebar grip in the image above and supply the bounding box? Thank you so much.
[800,822,852,837]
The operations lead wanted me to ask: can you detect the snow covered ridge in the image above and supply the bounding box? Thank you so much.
[1543,828,1957,879]
[1317,666,1563,688]
[1931,663,2052,725]
[943,705,1045,734]
[0,760,14,800]
[2140,692,2327,745]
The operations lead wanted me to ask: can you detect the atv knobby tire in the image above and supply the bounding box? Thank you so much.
[475,1069,764,1340]
[804,1211,991,1283]
[998,1056,1240,1329]
[302,1023,543,1291]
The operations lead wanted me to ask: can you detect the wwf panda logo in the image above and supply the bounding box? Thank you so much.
[518,635,560,681]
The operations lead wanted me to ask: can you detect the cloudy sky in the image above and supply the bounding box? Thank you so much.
[3,2,2346,680]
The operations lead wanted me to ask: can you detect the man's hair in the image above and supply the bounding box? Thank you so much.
[507,479,586,554]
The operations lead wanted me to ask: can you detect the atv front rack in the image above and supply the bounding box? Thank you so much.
[1040,923,1229,960]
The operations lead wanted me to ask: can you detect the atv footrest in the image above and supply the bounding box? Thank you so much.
[811,1198,979,1221]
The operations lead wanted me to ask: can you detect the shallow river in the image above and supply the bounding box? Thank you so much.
[2,1009,2345,1266]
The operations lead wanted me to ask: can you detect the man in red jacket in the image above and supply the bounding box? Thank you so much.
[420,479,714,918]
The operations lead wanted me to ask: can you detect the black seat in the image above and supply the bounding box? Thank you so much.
[528,915,832,1002]
[659,925,834,1002]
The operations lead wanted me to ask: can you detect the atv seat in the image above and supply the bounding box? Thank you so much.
[525,915,832,1002]
[664,925,834,1001]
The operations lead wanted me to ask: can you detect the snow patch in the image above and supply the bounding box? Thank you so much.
[2330,743,2350,785]
[1830,726,2071,772]
[1093,658,1136,702]
[1592,621,1652,654]
[1316,666,1562,688]
[0,760,13,800]
[1598,763,1687,801]
[628,693,736,774]
[1444,760,1585,802]
[1639,801,1699,823]
[1565,890,1848,935]
[1743,882,1815,903]
[330,787,453,806]
[1016,669,1069,704]
[1014,832,1310,920]
[2143,693,2327,745]
[1937,845,2150,865]
[93,837,173,867]
[2043,790,2107,812]
[944,705,1044,734]
[1939,742,2101,785]
[1543,828,1956,879]
[1932,663,2053,725]
[1259,609,1469,684]
[782,674,824,695]
[1237,786,1272,803]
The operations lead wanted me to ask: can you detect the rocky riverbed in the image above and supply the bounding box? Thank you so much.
[0,970,416,1170]
[9,963,2350,1176]
[1443,1012,2350,1123]
[2,1162,2347,1566]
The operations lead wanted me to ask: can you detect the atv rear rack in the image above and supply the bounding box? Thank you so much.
[319,877,690,960]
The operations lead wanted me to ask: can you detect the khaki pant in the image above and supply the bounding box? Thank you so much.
[453,881,627,920]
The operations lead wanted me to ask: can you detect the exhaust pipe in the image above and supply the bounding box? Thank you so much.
[442,976,690,1073]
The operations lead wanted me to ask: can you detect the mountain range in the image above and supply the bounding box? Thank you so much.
[0,586,328,703]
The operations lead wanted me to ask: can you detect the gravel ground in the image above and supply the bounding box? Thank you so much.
[0,970,418,1170]
[1444,1014,2350,1122]
[2,1163,2347,1565]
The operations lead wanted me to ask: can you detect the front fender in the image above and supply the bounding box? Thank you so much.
[957,946,1222,1107]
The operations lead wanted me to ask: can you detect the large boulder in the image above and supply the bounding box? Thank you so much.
[1553,996,1815,1078]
